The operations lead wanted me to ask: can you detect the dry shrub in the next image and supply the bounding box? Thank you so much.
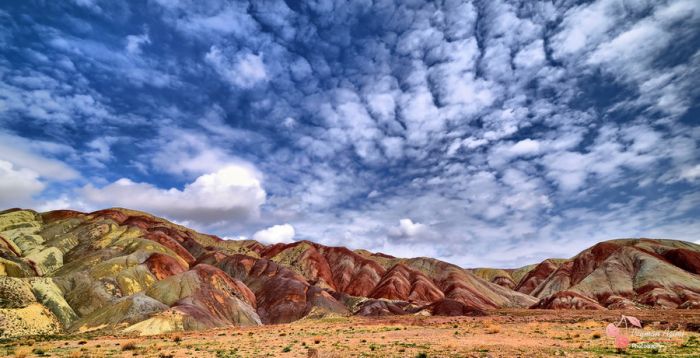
[13,347,31,358]
[485,324,501,334]
[122,342,138,351]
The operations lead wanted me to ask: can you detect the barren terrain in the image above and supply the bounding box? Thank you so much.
[2,309,698,357]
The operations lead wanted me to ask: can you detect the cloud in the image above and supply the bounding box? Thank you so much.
[253,224,295,244]
[3,0,699,268]
[146,126,262,177]
[0,160,45,208]
[125,33,150,55]
[679,165,700,182]
[205,46,267,88]
[389,219,436,242]
[0,132,78,180]
[81,165,266,225]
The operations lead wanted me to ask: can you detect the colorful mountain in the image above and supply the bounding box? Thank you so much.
[0,208,698,338]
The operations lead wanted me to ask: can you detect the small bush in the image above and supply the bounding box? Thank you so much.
[416,353,428,358]
[14,347,31,358]
[485,325,501,334]
[591,333,601,339]
[282,345,292,352]
[172,336,182,344]
[122,342,137,351]
[32,347,46,356]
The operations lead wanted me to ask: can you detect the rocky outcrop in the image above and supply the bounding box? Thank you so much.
[514,259,562,295]
[424,299,488,316]
[354,299,413,316]
[531,291,605,310]
[530,239,700,309]
[368,263,444,303]
[203,253,348,323]
[400,257,537,310]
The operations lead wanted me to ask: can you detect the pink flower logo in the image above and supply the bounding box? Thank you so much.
[605,315,642,350]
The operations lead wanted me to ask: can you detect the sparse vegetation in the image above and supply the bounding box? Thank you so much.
[13,347,31,358]
[485,324,501,334]
[121,342,137,351]
[2,311,698,357]
[31,347,46,356]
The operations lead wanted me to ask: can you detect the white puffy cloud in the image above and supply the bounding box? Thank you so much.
[5,0,699,269]
[0,160,45,208]
[253,224,295,244]
[205,46,267,88]
[389,219,435,242]
[81,165,266,224]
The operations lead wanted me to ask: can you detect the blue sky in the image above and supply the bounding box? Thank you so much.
[1,0,699,268]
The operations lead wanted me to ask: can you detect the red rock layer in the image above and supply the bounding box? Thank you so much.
[318,246,386,296]
[368,263,444,303]
[154,264,259,327]
[355,299,411,316]
[515,259,561,294]
[663,248,700,274]
[569,242,621,285]
[425,299,487,316]
[531,291,605,310]
[144,253,187,280]
[201,253,347,323]
[260,242,336,290]
[260,242,387,297]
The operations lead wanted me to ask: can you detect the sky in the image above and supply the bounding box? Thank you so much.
[0,0,699,268]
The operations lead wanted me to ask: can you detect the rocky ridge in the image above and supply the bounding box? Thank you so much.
[0,208,698,337]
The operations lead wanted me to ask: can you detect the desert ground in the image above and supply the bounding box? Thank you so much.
[1,309,698,358]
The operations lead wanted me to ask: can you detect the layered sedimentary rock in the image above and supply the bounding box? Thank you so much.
[528,239,700,309]
[1,207,698,338]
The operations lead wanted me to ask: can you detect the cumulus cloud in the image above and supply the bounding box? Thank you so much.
[0,160,45,208]
[253,224,295,244]
[205,46,267,88]
[3,0,699,268]
[389,219,436,242]
[81,165,266,225]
